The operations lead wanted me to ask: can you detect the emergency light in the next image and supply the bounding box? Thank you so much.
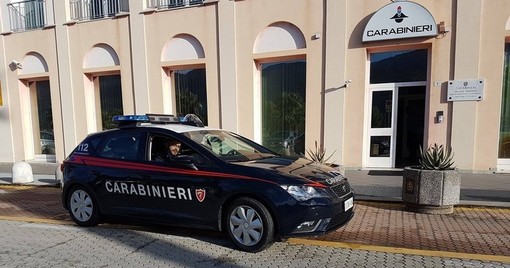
[112,114,204,127]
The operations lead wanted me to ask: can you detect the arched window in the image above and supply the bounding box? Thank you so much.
[254,22,306,156]
[83,44,123,130]
[162,34,208,125]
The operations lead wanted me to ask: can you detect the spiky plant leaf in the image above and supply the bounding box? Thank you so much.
[306,141,336,164]
[419,143,455,170]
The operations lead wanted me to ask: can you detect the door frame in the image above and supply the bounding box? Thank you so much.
[363,81,427,169]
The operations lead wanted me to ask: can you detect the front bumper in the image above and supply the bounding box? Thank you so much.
[278,191,355,237]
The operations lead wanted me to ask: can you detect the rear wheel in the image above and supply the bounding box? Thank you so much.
[67,186,100,227]
[225,197,275,252]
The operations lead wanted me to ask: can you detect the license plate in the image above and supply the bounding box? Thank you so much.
[344,197,353,211]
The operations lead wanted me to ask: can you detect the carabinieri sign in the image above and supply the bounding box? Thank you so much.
[362,1,438,42]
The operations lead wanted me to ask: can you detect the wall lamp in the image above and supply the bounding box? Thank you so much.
[438,21,450,35]
[11,59,22,69]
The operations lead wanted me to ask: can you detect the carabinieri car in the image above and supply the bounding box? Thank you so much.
[61,114,354,252]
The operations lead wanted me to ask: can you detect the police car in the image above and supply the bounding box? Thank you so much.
[61,114,354,252]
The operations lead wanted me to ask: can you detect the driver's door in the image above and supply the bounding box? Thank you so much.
[141,133,220,228]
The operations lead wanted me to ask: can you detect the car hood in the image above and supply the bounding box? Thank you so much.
[232,156,346,186]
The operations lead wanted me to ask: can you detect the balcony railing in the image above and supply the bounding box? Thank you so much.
[70,0,129,21]
[146,0,204,10]
[8,0,46,32]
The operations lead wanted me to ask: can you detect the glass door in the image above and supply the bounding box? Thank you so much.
[367,49,428,168]
[367,83,426,168]
[368,84,397,168]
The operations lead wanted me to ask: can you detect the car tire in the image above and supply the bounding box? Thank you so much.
[225,197,275,252]
[67,186,100,227]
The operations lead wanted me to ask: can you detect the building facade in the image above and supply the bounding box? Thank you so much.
[1,0,510,173]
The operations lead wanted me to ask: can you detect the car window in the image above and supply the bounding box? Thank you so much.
[99,134,140,160]
[73,134,103,156]
[184,130,275,162]
[149,135,205,165]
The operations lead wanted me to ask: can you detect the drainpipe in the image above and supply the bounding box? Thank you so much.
[52,0,66,159]
[320,0,327,148]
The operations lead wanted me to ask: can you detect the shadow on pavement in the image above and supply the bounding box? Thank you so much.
[367,170,403,176]
[461,189,510,203]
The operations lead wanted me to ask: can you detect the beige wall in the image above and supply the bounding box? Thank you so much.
[2,28,63,161]
[471,0,510,171]
[323,0,347,165]
[66,17,134,140]
[143,4,220,127]
[338,0,510,171]
[234,0,324,149]
[451,0,510,171]
[0,0,509,173]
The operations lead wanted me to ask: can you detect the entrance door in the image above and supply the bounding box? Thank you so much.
[367,83,425,168]
[368,85,395,168]
[395,86,425,168]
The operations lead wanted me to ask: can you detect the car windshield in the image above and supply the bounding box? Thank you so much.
[183,130,276,162]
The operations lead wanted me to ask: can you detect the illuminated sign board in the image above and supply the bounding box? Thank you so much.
[363,2,438,42]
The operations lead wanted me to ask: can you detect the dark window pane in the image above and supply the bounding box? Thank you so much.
[370,136,390,157]
[168,0,185,7]
[99,75,123,130]
[90,0,104,19]
[370,49,427,84]
[499,44,510,158]
[175,68,208,126]
[36,81,54,155]
[371,91,392,128]
[100,135,139,160]
[88,0,122,18]
[261,60,306,156]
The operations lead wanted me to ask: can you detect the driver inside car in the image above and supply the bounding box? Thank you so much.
[156,139,182,162]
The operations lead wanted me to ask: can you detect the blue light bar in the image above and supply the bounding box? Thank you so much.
[146,114,180,124]
[111,114,204,127]
[112,115,149,122]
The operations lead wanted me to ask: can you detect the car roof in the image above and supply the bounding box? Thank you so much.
[107,114,222,134]
[136,123,220,134]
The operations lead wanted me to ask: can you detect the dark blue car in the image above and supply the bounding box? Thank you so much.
[61,114,354,252]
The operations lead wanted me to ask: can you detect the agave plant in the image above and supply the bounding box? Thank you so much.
[306,141,336,164]
[419,143,455,170]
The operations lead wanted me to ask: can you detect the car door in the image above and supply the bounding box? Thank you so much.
[92,130,149,217]
[139,132,221,229]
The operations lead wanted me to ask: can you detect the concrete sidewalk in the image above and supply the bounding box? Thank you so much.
[346,169,510,207]
[0,162,60,187]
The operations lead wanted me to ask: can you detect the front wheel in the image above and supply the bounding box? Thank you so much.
[225,197,275,252]
[67,186,100,227]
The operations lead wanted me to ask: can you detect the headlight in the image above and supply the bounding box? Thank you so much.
[281,185,330,201]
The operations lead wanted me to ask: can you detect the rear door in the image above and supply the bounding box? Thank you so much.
[93,130,148,216]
